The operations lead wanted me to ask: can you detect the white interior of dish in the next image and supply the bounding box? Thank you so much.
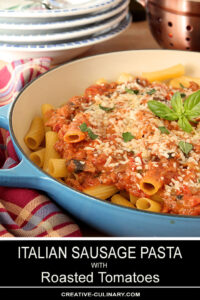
[12,49,200,157]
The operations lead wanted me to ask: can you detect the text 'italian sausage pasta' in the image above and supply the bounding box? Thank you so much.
[25,64,200,216]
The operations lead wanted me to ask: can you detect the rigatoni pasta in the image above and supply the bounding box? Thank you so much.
[41,103,54,132]
[43,131,60,172]
[48,158,69,178]
[136,198,162,213]
[142,64,184,82]
[139,173,163,196]
[83,185,118,200]
[24,116,44,150]
[25,64,200,216]
[64,130,86,144]
[111,194,135,209]
[29,148,45,168]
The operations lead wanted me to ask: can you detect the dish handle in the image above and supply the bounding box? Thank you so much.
[0,156,52,190]
[0,103,11,130]
[0,102,55,190]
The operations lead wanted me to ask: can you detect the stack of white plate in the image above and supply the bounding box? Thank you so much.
[0,0,131,63]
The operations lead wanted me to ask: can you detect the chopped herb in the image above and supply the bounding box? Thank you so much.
[125,88,139,95]
[178,141,193,155]
[87,128,98,140]
[122,132,135,142]
[80,123,98,140]
[198,179,200,183]
[158,126,170,134]
[179,83,185,89]
[180,93,186,98]
[147,88,156,95]
[99,104,114,112]
[79,122,88,132]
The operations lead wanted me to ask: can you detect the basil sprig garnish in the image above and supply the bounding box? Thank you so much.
[148,90,200,133]
[80,123,98,140]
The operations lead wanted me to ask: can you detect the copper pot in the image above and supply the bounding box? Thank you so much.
[136,0,200,51]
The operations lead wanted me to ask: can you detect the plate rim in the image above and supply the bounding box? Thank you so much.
[0,9,128,43]
[0,13,132,52]
[0,0,122,18]
[0,0,129,30]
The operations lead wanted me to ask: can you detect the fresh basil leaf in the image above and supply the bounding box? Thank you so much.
[178,141,193,155]
[80,122,88,132]
[99,104,114,112]
[125,88,139,95]
[178,116,193,133]
[148,90,200,133]
[185,101,200,120]
[158,126,170,134]
[122,132,135,142]
[171,92,184,115]
[184,90,200,111]
[147,88,156,95]
[148,101,178,121]
[87,128,98,140]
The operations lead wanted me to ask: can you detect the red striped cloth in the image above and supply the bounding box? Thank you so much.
[0,58,81,237]
[0,57,50,106]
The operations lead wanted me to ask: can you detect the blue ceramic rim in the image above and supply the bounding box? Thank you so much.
[8,49,200,220]
[0,9,128,43]
[0,0,128,27]
[0,13,131,50]
[0,0,121,16]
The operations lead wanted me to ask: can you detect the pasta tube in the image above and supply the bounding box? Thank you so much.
[29,148,45,168]
[43,131,60,172]
[41,103,54,119]
[129,193,138,205]
[24,116,45,150]
[120,190,130,200]
[142,64,184,82]
[48,158,69,178]
[64,130,86,144]
[95,78,107,85]
[111,194,135,208]
[83,184,118,200]
[169,75,200,88]
[117,72,134,83]
[41,103,54,132]
[136,197,162,212]
[151,192,164,203]
[140,171,163,196]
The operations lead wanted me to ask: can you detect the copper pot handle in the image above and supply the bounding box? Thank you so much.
[135,0,146,7]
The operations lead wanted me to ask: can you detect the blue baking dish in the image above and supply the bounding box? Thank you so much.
[0,50,200,236]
